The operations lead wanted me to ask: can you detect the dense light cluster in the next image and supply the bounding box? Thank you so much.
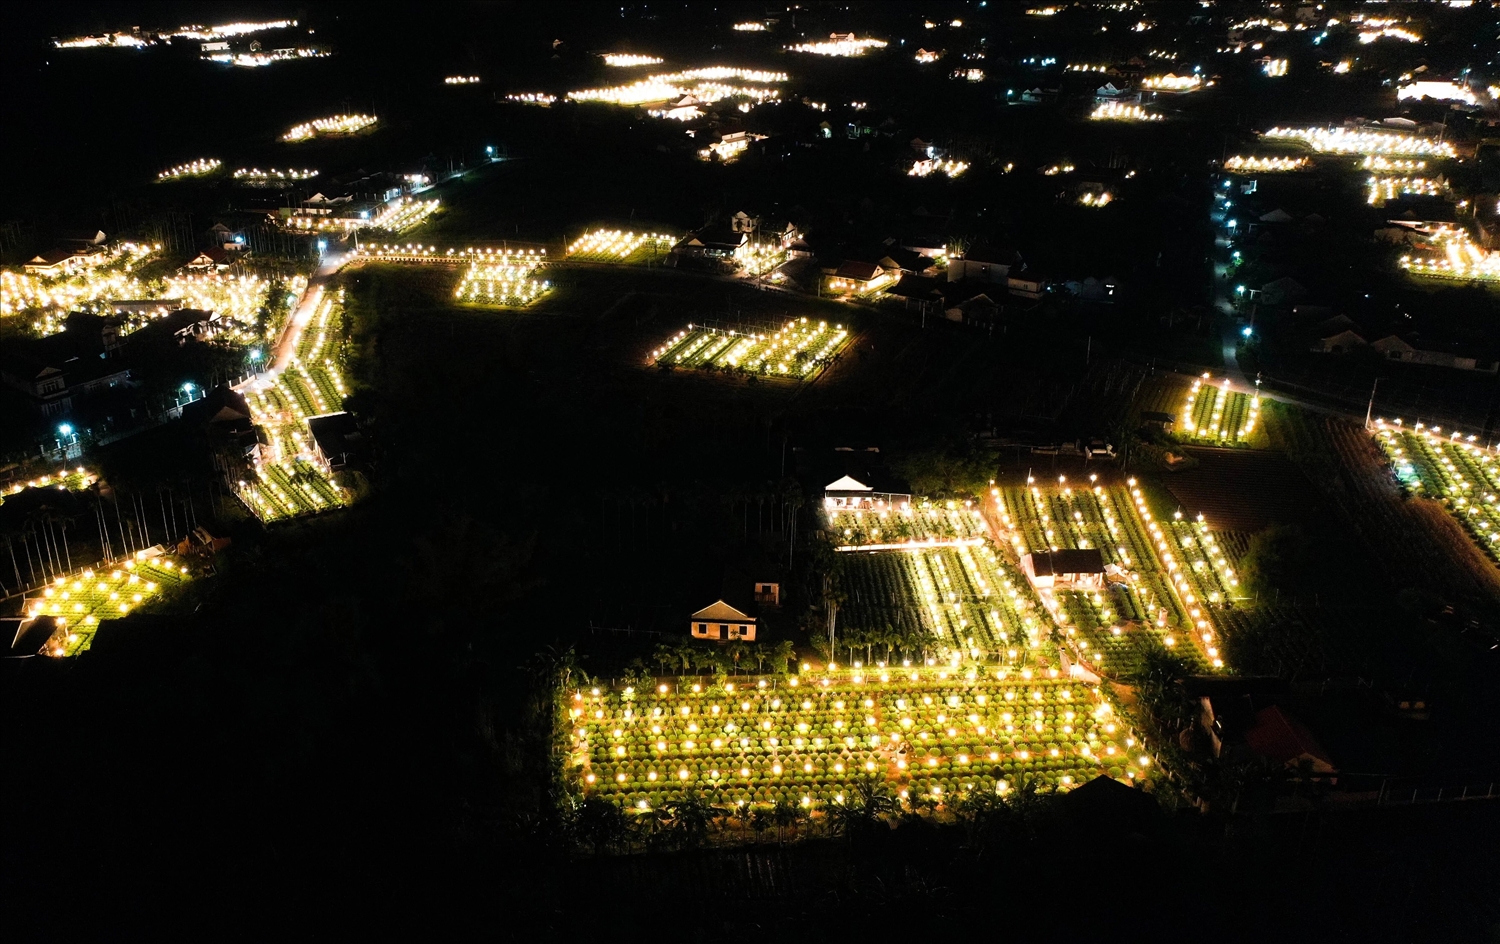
[568,67,786,107]
[570,670,1149,814]
[1224,155,1308,172]
[1399,229,1500,282]
[649,318,848,378]
[915,49,942,63]
[505,92,556,105]
[732,22,767,31]
[566,229,676,263]
[282,113,377,142]
[233,166,318,182]
[444,75,481,84]
[239,288,349,520]
[1264,127,1455,158]
[1141,73,1201,91]
[1,242,160,328]
[1261,58,1288,77]
[1361,155,1426,173]
[1089,102,1161,121]
[1182,374,1258,443]
[1366,175,1446,206]
[157,158,221,181]
[1397,81,1478,105]
[787,35,888,56]
[368,198,440,233]
[202,47,328,67]
[603,53,663,67]
[1358,26,1420,44]
[996,479,1225,672]
[28,555,190,656]
[454,253,551,307]
[1079,191,1113,207]
[1373,419,1500,560]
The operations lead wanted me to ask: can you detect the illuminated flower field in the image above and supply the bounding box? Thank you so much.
[239,290,349,520]
[648,318,849,378]
[1224,155,1308,173]
[1373,419,1500,560]
[566,229,676,264]
[567,669,1150,813]
[454,256,552,307]
[157,158,221,181]
[1263,126,1455,158]
[1181,374,1259,444]
[282,113,377,142]
[997,481,1224,675]
[28,555,191,656]
[1089,102,1161,122]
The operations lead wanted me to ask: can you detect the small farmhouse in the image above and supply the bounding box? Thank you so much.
[823,475,911,511]
[690,600,756,642]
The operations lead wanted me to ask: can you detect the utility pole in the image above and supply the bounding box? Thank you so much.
[1365,377,1380,430]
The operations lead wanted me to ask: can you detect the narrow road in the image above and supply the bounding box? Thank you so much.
[235,251,346,393]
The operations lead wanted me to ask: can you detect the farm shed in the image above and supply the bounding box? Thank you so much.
[823,475,911,511]
[1021,548,1105,590]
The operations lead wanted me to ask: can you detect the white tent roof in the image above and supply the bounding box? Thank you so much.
[825,475,871,492]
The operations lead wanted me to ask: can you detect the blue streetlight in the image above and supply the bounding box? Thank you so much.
[1232,250,1241,259]
[1227,219,1237,229]
[1236,285,1246,295]
[1242,326,1253,338]
[58,423,73,438]
[182,382,195,394]
[250,348,263,362]
[486,145,495,156]
[317,239,328,253]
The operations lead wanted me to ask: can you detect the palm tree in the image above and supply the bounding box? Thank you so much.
[772,639,795,675]
[653,644,675,676]
[665,791,715,850]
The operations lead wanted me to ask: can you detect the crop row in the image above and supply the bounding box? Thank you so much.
[649,318,849,378]
[1374,423,1500,559]
[1181,376,1258,444]
[568,673,1150,809]
[828,501,987,547]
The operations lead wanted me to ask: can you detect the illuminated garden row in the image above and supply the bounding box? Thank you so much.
[648,318,849,378]
[1182,374,1259,443]
[28,555,191,656]
[568,670,1151,812]
[1373,420,1500,560]
[566,229,676,263]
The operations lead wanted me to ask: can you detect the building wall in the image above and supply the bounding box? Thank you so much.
[691,621,756,641]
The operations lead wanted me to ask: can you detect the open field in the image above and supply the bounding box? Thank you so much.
[569,670,1147,813]
[1160,447,1318,532]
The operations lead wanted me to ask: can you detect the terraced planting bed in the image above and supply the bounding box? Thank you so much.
[568,670,1150,814]
[240,290,350,521]
[648,318,850,379]
[27,555,191,655]
[1182,374,1259,444]
[1373,420,1500,560]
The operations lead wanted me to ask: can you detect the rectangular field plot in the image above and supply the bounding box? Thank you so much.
[454,260,552,307]
[839,543,1055,661]
[997,482,1218,675]
[566,228,675,264]
[567,671,1149,814]
[648,318,849,379]
[1182,374,1260,444]
[828,501,988,549]
[1373,420,1500,560]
